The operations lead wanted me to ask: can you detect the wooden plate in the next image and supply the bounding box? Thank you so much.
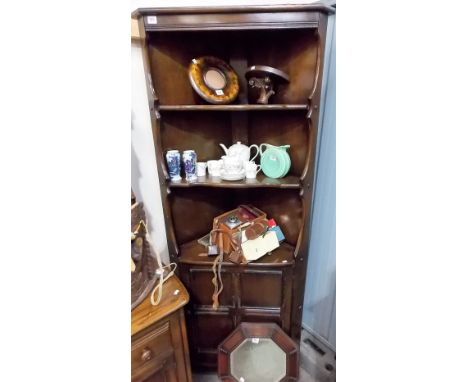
[188,56,239,104]
[245,65,290,82]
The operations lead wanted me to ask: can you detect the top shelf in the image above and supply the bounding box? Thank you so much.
[158,104,308,112]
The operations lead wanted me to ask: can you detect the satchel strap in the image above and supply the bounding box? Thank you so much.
[208,228,243,309]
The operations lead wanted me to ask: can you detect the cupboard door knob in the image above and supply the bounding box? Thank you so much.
[141,347,153,362]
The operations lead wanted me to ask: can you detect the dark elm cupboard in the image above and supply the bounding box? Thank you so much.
[133,3,334,372]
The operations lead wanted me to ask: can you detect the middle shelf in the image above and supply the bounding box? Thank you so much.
[168,174,301,189]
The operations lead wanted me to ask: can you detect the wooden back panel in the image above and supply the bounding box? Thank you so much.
[148,29,318,105]
[245,29,318,103]
[248,110,309,177]
[148,31,230,105]
[161,111,231,162]
[169,188,302,246]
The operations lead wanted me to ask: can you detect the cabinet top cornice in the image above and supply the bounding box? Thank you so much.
[132,3,335,19]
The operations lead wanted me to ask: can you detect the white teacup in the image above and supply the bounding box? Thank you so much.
[196,162,207,177]
[207,160,223,177]
[244,161,261,179]
[222,156,243,174]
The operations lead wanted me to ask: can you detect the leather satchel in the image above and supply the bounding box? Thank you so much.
[208,205,268,309]
[211,205,267,257]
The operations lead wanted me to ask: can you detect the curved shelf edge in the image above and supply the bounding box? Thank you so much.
[168,174,301,189]
[158,104,308,112]
[178,239,296,267]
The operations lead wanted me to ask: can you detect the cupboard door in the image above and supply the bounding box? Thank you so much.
[238,268,293,332]
[187,268,234,308]
[239,270,283,308]
[187,309,235,370]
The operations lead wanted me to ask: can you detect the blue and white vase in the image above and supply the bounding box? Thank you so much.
[183,150,197,181]
[165,150,181,181]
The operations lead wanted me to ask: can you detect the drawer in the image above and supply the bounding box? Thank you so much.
[132,320,174,381]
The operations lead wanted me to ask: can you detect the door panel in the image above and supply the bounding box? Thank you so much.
[188,269,234,307]
[239,270,283,308]
[187,310,235,370]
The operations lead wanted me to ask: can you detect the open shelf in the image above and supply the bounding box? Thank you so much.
[159,104,308,112]
[147,28,318,105]
[168,174,301,189]
[178,239,295,267]
[137,5,331,372]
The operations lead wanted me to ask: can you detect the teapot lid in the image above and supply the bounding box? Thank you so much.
[231,141,247,148]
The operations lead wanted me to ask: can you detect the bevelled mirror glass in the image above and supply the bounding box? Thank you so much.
[230,338,286,382]
[218,322,299,382]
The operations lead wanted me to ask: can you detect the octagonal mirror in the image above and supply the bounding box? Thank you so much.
[218,322,299,382]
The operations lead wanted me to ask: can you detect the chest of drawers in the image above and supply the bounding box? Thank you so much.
[132,275,192,382]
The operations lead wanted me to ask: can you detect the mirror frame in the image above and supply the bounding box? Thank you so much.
[218,322,299,381]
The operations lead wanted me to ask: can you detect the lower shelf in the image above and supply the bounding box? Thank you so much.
[178,239,295,267]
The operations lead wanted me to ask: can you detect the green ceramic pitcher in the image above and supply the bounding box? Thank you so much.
[259,143,291,178]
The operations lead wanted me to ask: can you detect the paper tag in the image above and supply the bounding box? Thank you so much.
[241,231,279,262]
[251,338,259,344]
[241,230,248,243]
[147,16,158,24]
[215,89,224,96]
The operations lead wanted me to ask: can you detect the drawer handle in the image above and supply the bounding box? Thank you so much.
[141,347,153,362]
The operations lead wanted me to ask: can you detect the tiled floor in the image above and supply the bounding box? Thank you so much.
[193,367,317,382]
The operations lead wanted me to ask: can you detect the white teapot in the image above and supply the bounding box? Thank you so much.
[219,141,260,163]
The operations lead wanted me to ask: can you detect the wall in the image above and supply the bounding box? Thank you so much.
[131,41,169,264]
[302,13,336,349]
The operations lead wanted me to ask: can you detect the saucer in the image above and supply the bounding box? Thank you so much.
[220,170,245,181]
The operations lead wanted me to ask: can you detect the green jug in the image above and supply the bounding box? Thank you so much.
[259,144,291,179]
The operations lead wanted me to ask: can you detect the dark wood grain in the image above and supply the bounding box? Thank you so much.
[135,4,331,372]
[137,17,180,265]
[248,110,309,178]
[131,276,192,382]
[143,12,319,32]
[159,104,308,111]
[218,322,299,381]
[178,239,295,267]
[133,4,335,18]
[168,174,301,189]
[290,12,329,344]
[160,111,231,164]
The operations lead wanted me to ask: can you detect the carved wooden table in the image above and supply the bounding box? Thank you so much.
[132,275,192,382]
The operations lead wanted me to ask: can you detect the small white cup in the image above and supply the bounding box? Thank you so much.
[244,161,261,179]
[207,160,223,177]
[196,162,207,177]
